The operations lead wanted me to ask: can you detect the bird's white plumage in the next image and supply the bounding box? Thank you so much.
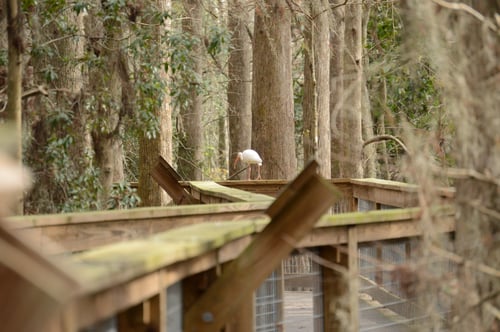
[233,149,263,180]
[239,149,262,166]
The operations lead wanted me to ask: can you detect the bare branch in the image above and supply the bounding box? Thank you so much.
[363,134,410,155]
[430,245,500,278]
[430,165,500,187]
[431,0,499,33]
[22,85,48,99]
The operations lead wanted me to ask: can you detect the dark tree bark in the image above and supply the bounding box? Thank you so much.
[341,0,363,178]
[329,0,345,179]
[178,0,204,180]
[303,0,331,178]
[252,0,297,180]
[4,0,23,214]
[227,0,252,179]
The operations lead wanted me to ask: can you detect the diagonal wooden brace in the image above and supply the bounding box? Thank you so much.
[151,156,200,205]
[183,160,341,331]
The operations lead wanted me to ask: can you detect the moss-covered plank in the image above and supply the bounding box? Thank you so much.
[350,178,419,191]
[5,202,270,228]
[188,181,274,203]
[6,202,270,255]
[72,219,267,293]
[317,205,454,227]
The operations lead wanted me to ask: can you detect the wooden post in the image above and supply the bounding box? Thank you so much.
[117,302,145,332]
[348,227,359,331]
[147,294,165,332]
[223,261,255,332]
[320,245,348,332]
[375,243,383,285]
[320,226,359,332]
[183,162,340,331]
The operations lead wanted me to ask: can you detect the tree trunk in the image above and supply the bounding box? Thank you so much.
[361,4,376,178]
[341,0,363,178]
[138,0,172,207]
[252,0,297,180]
[85,2,125,207]
[4,0,23,214]
[303,0,331,179]
[329,0,345,179]
[4,0,22,163]
[227,0,252,179]
[178,0,204,181]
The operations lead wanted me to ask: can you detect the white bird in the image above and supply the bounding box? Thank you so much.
[233,149,263,180]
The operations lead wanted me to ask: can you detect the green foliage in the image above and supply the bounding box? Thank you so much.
[364,2,448,178]
[72,1,89,15]
[44,105,103,212]
[206,25,230,58]
[107,181,141,209]
[367,3,442,130]
[23,0,153,212]
[0,49,7,67]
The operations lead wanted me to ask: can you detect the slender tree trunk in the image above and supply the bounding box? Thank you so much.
[252,0,297,180]
[85,2,125,207]
[138,0,172,206]
[218,115,227,172]
[377,78,390,179]
[227,0,252,179]
[361,4,376,178]
[303,0,330,178]
[178,0,204,180]
[341,0,363,179]
[329,0,345,179]
[4,0,23,214]
[5,0,22,162]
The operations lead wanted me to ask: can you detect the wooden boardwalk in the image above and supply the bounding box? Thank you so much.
[1,168,456,331]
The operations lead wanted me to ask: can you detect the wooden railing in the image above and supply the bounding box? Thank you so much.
[2,174,455,332]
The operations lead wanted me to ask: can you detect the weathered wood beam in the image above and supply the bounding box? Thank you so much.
[183,161,341,331]
[6,202,269,254]
[151,156,200,205]
[187,181,274,204]
[0,223,81,331]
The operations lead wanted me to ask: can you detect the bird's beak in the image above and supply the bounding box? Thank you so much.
[233,155,240,170]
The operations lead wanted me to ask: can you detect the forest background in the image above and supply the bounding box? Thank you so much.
[1,0,445,213]
[2,1,499,330]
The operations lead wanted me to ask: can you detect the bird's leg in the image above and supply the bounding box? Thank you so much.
[247,166,252,180]
[256,165,262,180]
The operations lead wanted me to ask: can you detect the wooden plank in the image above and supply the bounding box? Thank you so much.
[183,166,340,331]
[187,181,274,203]
[0,223,82,332]
[352,183,418,208]
[300,214,455,247]
[151,156,200,205]
[6,202,269,254]
[317,205,453,227]
[351,178,454,207]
